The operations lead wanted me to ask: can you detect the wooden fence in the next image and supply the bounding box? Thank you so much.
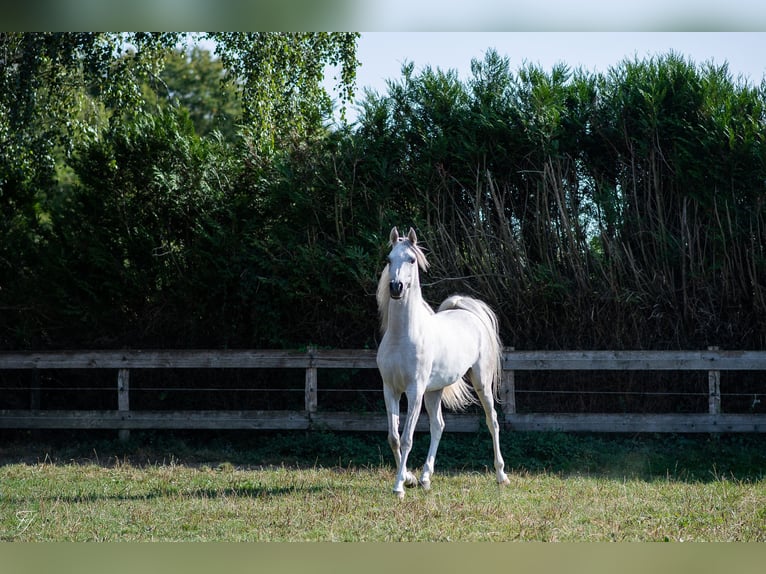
[1,348,765,434]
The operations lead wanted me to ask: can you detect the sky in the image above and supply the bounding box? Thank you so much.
[9,0,766,31]
[352,1,766,32]
[325,32,766,122]
[356,33,766,90]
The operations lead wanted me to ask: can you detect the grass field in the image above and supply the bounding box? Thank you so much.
[1,430,765,541]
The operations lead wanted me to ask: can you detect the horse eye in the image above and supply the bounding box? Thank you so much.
[408,256,416,264]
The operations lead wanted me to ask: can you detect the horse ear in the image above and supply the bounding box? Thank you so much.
[389,226,400,244]
[407,227,418,244]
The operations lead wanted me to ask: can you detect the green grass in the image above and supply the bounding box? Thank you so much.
[1,430,765,541]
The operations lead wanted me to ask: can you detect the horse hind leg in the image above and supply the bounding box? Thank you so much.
[420,389,445,490]
[469,368,510,486]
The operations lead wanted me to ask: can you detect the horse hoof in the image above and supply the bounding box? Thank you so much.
[419,479,431,491]
[499,477,510,487]
[394,490,405,499]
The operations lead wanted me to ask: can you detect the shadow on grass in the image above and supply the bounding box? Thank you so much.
[2,481,325,505]
[1,428,765,483]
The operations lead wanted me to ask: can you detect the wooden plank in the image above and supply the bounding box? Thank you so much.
[503,350,766,371]
[0,349,376,370]
[317,412,766,434]
[0,410,764,433]
[0,410,310,430]
[0,350,313,369]
[312,349,378,369]
[309,412,482,433]
[504,413,766,433]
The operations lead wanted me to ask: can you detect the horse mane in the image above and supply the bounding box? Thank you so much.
[376,239,432,335]
[407,239,430,272]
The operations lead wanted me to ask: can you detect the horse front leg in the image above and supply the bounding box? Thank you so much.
[420,389,445,490]
[383,384,402,470]
[392,387,423,498]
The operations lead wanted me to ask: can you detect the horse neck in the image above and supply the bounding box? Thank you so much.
[385,282,429,338]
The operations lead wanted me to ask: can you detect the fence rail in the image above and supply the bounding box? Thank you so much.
[1,348,765,434]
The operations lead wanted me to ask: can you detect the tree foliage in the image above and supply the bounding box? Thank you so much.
[350,50,766,351]
[209,32,359,144]
[144,46,241,139]
[0,32,361,348]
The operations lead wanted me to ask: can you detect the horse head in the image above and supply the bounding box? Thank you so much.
[386,226,427,300]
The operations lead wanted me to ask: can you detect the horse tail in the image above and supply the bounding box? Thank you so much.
[438,295,503,405]
[441,377,477,411]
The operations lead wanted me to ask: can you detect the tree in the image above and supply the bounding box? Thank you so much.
[0,33,176,186]
[0,33,180,343]
[209,32,359,145]
[0,32,359,199]
[143,46,242,140]
[0,32,361,348]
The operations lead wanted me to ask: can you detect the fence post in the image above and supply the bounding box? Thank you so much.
[305,346,317,415]
[117,368,130,442]
[500,347,516,423]
[708,346,721,415]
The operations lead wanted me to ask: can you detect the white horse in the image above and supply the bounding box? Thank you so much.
[376,226,510,498]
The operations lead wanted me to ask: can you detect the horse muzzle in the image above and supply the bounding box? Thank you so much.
[389,280,405,299]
